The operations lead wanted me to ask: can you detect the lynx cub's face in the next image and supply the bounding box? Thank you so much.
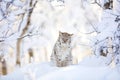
[59,32,73,43]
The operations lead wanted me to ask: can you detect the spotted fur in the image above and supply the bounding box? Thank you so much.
[51,32,73,67]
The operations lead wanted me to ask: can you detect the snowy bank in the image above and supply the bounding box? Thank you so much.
[1,62,120,80]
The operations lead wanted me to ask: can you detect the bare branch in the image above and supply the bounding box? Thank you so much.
[0,40,4,42]
[84,15,100,34]
[91,0,104,9]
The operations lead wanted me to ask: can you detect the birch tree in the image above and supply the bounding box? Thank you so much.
[16,0,37,66]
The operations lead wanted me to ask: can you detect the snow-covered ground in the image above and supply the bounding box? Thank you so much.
[1,59,120,80]
[39,65,120,80]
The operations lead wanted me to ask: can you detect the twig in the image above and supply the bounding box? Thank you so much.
[84,15,100,34]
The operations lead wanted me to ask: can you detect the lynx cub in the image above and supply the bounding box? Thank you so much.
[51,31,73,67]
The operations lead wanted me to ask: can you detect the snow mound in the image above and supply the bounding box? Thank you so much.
[1,62,59,80]
[1,62,120,80]
[38,65,120,80]
[79,55,112,67]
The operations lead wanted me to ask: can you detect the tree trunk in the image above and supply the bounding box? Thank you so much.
[103,0,113,9]
[44,47,48,61]
[16,0,37,66]
[2,59,7,75]
[28,48,34,63]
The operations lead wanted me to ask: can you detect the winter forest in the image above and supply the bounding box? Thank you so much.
[0,0,120,80]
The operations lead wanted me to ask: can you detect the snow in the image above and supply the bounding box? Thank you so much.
[113,0,120,15]
[91,9,118,41]
[39,66,120,80]
[13,0,24,7]
[4,0,12,2]
[79,55,111,67]
[0,11,3,20]
[1,62,120,80]
[1,62,59,80]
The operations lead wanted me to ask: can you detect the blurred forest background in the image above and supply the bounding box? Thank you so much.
[0,0,120,75]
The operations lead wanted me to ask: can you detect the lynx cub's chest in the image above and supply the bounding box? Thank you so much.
[51,32,73,67]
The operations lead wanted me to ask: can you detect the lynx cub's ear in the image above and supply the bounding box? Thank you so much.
[59,31,63,36]
[59,31,73,36]
[67,33,73,37]
[69,33,73,36]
